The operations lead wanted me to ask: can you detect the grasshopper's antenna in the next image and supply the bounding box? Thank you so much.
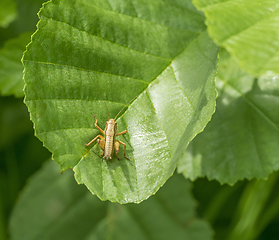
[114,94,139,120]
[87,71,110,119]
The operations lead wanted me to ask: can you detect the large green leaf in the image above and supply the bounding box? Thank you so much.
[9,160,213,240]
[193,0,279,77]
[0,32,31,97]
[178,49,279,184]
[23,0,219,203]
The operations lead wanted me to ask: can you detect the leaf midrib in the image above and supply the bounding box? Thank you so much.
[220,78,279,132]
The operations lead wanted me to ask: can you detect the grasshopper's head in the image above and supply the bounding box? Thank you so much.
[106,119,117,133]
[107,119,116,124]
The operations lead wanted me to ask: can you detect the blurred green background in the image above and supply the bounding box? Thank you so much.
[1,1,279,240]
[0,0,51,239]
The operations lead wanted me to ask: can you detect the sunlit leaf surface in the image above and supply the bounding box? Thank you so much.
[193,0,279,77]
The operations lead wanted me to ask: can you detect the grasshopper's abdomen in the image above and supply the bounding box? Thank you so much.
[104,119,117,160]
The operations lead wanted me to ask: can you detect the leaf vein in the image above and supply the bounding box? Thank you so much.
[170,65,203,128]
[23,60,149,84]
[221,79,279,132]
[44,15,173,61]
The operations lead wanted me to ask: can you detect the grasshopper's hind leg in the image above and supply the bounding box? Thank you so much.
[97,136,105,158]
[86,135,105,158]
[115,140,129,160]
[114,141,120,160]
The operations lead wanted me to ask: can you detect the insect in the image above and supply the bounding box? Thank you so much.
[85,80,137,161]
[85,115,129,161]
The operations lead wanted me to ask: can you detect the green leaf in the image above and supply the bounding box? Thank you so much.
[0,0,17,28]
[0,32,32,97]
[193,0,279,77]
[227,173,279,240]
[9,160,213,240]
[178,49,279,184]
[108,173,214,240]
[23,0,219,203]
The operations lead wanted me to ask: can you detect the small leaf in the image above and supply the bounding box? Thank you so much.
[178,49,279,184]
[23,0,219,203]
[193,0,279,77]
[0,0,17,28]
[9,160,108,240]
[0,32,32,97]
[9,160,213,240]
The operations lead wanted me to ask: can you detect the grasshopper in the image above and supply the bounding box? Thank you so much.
[85,86,137,161]
[85,115,129,161]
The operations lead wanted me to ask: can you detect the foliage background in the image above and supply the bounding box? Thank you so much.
[1,0,279,240]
